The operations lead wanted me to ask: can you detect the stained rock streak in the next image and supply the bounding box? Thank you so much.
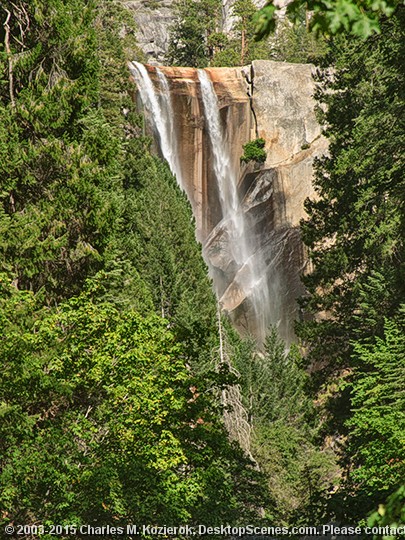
[130,61,327,343]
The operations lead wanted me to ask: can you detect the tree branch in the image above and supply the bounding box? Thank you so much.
[3,9,15,107]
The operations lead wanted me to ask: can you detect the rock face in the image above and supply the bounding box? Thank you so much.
[241,60,328,340]
[124,0,176,64]
[131,60,326,343]
[134,65,251,235]
[124,0,267,64]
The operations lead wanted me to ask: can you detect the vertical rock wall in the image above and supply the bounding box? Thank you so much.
[140,65,252,239]
[134,61,326,342]
[240,60,328,340]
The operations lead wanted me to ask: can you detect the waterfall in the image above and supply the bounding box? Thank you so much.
[198,71,240,224]
[131,63,280,342]
[128,61,183,189]
[198,69,273,341]
[197,70,251,276]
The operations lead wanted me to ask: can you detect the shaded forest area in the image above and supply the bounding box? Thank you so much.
[0,0,404,536]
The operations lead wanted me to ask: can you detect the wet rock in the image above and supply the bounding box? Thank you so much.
[132,61,326,343]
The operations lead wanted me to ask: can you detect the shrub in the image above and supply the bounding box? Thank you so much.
[240,138,267,164]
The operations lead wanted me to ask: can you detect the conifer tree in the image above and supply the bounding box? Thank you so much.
[345,312,405,518]
[298,7,405,370]
[167,0,224,67]
[229,327,338,524]
[0,0,270,528]
[296,5,405,521]
[231,0,268,65]
[0,0,121,300]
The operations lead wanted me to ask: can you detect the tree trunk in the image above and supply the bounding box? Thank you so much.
[3,10,15,108]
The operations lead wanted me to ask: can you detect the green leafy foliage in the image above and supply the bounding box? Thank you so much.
[0,0,271,529]
[168,0,327,67]
[253,3,278,40]
[3,0,403,529]
[254,0,402,41]
[296,5,405,522]
[230,327,338,524]
[0,276,266,528]
[240,138,267,164]
[298,7,405,371]
[368,485,405,535]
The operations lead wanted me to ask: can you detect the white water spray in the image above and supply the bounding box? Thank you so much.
[198,71,250,265]
[132,63,278,341]
[198,70,272,339]
[129,61,183,189]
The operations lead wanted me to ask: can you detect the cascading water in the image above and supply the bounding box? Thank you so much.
[198,69,272,341]
[131,62,281,342]
[198,72,240,223]
[129,61,183,189]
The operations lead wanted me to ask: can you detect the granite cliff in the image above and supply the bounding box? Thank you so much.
[131,60,326,342]
[124,0,271,64]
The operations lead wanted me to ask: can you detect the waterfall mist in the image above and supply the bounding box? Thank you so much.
[131,62,287,343]
[197,69,273,342]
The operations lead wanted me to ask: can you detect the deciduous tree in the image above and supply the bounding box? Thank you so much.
[254,0,401,41]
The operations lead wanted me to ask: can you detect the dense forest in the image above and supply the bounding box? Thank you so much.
[0,0,404,537]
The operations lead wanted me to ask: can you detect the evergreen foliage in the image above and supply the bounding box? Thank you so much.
[298,7,405,371]
[0,0,119,301]
[0,0,269,529]
[167,0,224,67]
[223,0,270,66]
[295,5,405,522]
[230,327,338,524]
[267,8,329,64]
[2,0,404,529]
[116,145,217,364]
[168,0,328,67]
[168,0,269,68]
[240,138,267,164]
[345,313,405,515]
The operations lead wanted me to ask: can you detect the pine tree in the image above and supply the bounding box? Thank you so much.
[345,312,405,518]
[231,0,269,65]
[267,7,328,64]
[167,0,224,67]
[0,1,271,529]
[296,5,405,522]
[0,0,122,300]
[298,7,405,370]
[229,327,338,524]
[116,147,218,365]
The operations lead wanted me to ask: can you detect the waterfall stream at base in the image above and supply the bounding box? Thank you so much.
[130,62,279,342]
